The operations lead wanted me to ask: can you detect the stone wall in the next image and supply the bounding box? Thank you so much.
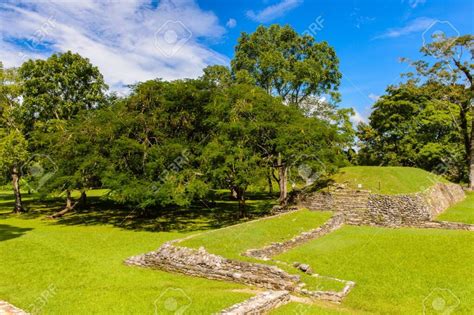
[298,183,465,226]
[244,213,344,260]
[125,243,301,291]
[0,301,29,315]
[220,291,290,314]
[125,242,356,303]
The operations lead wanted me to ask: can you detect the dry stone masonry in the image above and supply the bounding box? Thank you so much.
[298,183,466,227]
[125,243,301,291]
[244,213,344,260]
[125,212,358,313]
[220,291,290,314]
[0,301,29,315]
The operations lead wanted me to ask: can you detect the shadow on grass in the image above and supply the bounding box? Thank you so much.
[0,191,278,233]
[0,224,33,242]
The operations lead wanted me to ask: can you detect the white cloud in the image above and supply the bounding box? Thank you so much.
[246,0,302,23]
[374,17,435,39]
[404,0,427,8]
[368,93,380,102]
[351,109,368,125]
[0,0,229,91]
[226,18,237,28]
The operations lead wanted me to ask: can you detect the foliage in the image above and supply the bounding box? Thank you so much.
[359,35,473,184]
[1,26,352,214]
[0,63,27,176]
[357,81,469,181]
[232,24,341,107]
[18,51,108,124]
[99,79,211,210]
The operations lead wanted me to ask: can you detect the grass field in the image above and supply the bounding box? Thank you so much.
[275,225,474,314]
[332,166,447,194]
[0,216,254,314]
[180,209,332,259]
[437,192,474,224]
[0,189,273,314]
[1,166,473,314]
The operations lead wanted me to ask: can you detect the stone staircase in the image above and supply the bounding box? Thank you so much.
[300,190,370,225]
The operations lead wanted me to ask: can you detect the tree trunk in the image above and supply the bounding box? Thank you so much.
[469,103,474,190]
[230,187,238,200]
[277,154,288,205]
[11,165,25,213]
[237,189,246,218]
[48,190,79,219]
[66,190,73,211]
[267,169,273,195]
[80,190,87,208]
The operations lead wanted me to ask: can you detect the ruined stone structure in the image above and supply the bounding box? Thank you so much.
[0,301,29,315]
[125,240,355,303]
[244,213,344,260]
[220,291,290,314]
[125,243,301,291]
[297,183,465,226]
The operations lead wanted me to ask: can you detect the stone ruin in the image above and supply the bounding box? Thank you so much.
[296,182,467,227]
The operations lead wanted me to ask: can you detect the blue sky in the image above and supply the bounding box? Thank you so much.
[1,0,473,123]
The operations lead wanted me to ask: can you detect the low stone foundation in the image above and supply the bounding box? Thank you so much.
[404,220,474,231]
[0,301,29,315]
[244,213,344,260]
[125,243,301,291]
[125,241,355,303]
[220,291,290,314]
[300,279,356,303]
[298,183,465,226]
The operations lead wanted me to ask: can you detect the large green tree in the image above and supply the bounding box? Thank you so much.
[19,51,108,124]
[357,81,467,181]
[0,62,28,213]
[231,24,341,108]
[231,25,348,202]
[409,34,473,188]
[18,51,108,212]
[359,35,473,185]
[99,79,210,212]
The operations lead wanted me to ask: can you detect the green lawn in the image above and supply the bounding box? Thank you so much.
[1,184,473,314]
[332,166,448,194]
[180,209,332,259]
[437,192,474,224]
[0,216,254,314]
[0,189,277,314]
[274,225,474,314]
[180,209,347,292]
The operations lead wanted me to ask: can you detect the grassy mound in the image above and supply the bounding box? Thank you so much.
[331,166,448,195]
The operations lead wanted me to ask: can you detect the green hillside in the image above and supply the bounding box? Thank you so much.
[331,166,449,195]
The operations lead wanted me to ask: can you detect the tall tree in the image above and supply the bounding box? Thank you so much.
[18,51,108,212]
[231,25,345,202]
[231,24,341,108]
[19,51,108,125]
[0,62,28,213]
[357,81,466,181]
[100,79,210,212]
[405,34,473,187]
